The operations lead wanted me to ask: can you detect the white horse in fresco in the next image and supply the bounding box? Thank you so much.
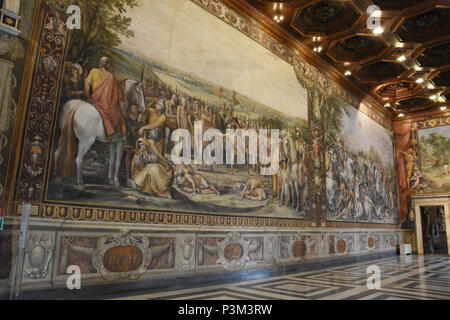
[54,79,145,190]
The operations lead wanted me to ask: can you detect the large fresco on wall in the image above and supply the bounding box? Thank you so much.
[45,0,310,219]
[326,104,398,224]
[417,126,450,193]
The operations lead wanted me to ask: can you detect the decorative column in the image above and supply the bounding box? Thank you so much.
[0,0,20,206]
[0,0,21,37]
[0,59,14,133]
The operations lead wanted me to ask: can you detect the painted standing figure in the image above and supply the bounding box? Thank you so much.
[54,57,145,189]
[84,56,127,138]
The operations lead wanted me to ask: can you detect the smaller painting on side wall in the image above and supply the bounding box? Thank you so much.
[326,104,398,224]
[417,126,450,193]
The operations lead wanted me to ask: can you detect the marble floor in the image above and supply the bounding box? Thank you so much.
[105,255,450,300]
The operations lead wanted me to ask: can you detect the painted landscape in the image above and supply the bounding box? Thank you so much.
[418,126,450,193]
[46,0,310,219]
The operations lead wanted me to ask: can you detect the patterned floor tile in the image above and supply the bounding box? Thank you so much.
[104,255,450,300]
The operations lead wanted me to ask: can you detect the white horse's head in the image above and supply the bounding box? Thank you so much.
[132,81,146,113]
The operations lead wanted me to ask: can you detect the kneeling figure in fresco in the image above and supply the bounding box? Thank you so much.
[131,137,174,199]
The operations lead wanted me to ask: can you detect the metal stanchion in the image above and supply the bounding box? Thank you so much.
[9,203,31,300]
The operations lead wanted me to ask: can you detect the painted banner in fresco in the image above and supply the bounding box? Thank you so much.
[417,126,450,193]
[326,104,398,224]
[45,0,310,219]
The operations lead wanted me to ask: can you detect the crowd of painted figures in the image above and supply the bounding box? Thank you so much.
[61,61,308,211]
[326,143,398,222]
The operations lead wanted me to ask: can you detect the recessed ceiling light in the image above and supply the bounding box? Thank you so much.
[440,106,447,111]
[344,70,352,76]
[416,78,424,84]
[429,95,437,100]
[427,84,435,89]
[373,27,384,35]
[273,3,283,23]
[384,103,391,108]
[396,42,404,48]
[398,113,405,117]
[373,10,382,17]
[397,55,406,62]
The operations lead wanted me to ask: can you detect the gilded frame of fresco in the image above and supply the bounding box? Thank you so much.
[2,0,397,230]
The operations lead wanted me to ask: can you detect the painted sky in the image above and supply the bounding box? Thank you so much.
[342,106,395,168]
[418,126,450,139]
[118,0,308,120]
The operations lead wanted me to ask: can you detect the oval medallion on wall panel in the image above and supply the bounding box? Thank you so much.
[336,239,347,254]
[389,237,396,248]
[217,232,250,268]
[224,243,244,261]
[24,233,54,280]
[368,237,374,248]
[292,241,307,258]
[91,230,151,281]
[29,245,47,268]
[103,246,143,273]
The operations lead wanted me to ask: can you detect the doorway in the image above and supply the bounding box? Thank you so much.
[420,206,448,255]
[412,196,450,256]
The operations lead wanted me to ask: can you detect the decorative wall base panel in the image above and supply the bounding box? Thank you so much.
[0,218,402,296]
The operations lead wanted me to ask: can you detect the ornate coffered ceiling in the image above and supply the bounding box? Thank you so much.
[227,0,450,120]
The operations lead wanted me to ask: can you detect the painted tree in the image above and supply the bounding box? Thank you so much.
[322,95,349,149]
[45,0,137,67]
[425,132,450,167]
[293,61,348,149]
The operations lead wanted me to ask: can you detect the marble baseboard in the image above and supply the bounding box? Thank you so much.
[0,217,402,299]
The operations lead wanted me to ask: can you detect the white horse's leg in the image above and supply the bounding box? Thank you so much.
[295,183,300,211]
[281,183,288,206]
[289,181,295,207]
[284,183,290,206]
[279,182,284,204]
[54,148,59,172]
[113,139,124,188]
[289,166,297,209]
[76,137,96,190]
[54,148,62,184]
[108,142,117,185]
